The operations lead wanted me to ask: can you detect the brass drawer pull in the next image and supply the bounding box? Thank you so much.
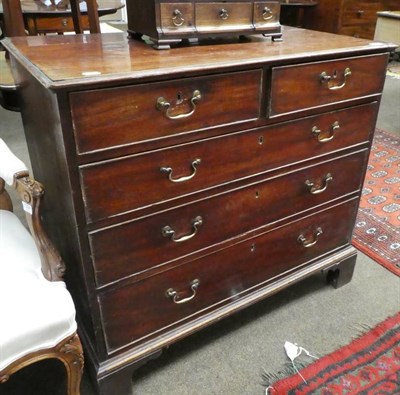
[166,279,200,304]
[298,227,323,248]
[172,9,185,27]
[305,173,333,194]
[320,68,352,90]
[312,121,340,143]
[162,216,203,243]
[160,158,201,183]
[262,7,273,20]
[156,90,202,120]
[219,8,229,20]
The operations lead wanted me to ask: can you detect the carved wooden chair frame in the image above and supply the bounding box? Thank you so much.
[0,0,100,111]
[1,0,100,37]
[0,167,84,395]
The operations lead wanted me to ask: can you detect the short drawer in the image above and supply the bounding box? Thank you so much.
[32,16,90,33]
[80,102,378,223]
[341,1,381,26]
[195,2,253,33]
[253,2,281,30]
[98,198,359,353]
[90,150,368,287]
[160,3,195,34]
[269,54,387,116]
[70,70,261,154]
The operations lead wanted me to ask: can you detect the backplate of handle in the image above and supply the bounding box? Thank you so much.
[166,279,200,304]
[262,7,273,20]
[320,68,351,90]
[157,90,202,120]
[162,216,203,243]
[312,121,340,143]
[160,158,201,183]
[219,8,229,20]
[298,227,323,248]
[305,173,333,194]
[172,9,185,26]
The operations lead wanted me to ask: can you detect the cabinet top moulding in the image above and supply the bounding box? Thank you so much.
[2,26,396,90]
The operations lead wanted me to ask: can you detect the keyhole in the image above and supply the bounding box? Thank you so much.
[255,191,260,199]
[332,70,337,79]
[250,243,256,252]
[258,135,264,145]
[176,91,184,104]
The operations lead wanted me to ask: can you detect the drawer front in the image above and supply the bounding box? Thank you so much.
[32,16,90,33]
[195,2,253,32]
[253,2,280,29]
[98,198,359,353]
[80,102,377,223]
[341,1,382,26]
[338,25,375,40]
[70,70,261,154]
[90,150,368,287]
[270,54,387,117]
[160,3,195,34]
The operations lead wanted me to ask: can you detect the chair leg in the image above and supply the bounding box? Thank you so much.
[0,332,84,395]
[57,333,84,395]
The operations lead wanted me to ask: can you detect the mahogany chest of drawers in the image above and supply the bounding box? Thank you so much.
[3,27,394,394]
[126,0,282,48]
[304,0,399,39]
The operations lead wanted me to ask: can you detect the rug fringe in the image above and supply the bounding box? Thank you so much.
[263,313,400,393]
[261,321,382,389]
[349,322,375,340]
[261,359,312,387]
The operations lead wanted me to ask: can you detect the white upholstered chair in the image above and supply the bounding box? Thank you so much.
[0,139,83,394]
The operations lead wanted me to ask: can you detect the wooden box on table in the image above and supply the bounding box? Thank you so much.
[126,0,282,48]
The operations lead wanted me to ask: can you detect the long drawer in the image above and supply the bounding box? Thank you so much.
[90,150,368,287]
[269,54,387,116]
[98,198,359,353]
[70,70,261,154]
[80,102,377,223]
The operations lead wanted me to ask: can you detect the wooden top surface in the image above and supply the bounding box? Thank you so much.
[3,26,395,89]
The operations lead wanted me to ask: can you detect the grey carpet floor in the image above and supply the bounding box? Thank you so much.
[0,71,399,395]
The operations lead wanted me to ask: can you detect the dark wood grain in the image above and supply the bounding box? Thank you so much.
[2,26,396,89]
[304,0,399,39]
[126,0,282,48]
[70,70,261,154]
[270,54,387,116]
[3,28,392,395]
[80,102,377,222]
[90,150,367,287]
[99,198,359,353]
[1,0,25,36]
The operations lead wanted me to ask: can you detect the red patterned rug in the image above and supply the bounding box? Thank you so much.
[266,312,400,394]
[352,129,400,276]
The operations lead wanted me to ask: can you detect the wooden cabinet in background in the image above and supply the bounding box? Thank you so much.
[304,0,399,39]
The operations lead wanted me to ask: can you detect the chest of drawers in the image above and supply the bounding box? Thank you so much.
[3,27,394,394]
[304,0,399,39]
[126,0,282,48]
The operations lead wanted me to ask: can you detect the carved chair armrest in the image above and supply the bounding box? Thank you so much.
[0,139,66,281]
[0,178,13,211]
